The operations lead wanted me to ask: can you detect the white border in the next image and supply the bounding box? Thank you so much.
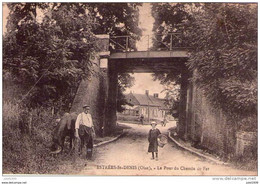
[1,1,259,184]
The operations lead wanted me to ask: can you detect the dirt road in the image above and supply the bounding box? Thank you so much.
[77,122,257,176]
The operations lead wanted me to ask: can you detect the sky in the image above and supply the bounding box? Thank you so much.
[2,3,167,98]
[124,73,165,98]
[125,3,166,98]
[136,3,154,51]
[3,4,9,33]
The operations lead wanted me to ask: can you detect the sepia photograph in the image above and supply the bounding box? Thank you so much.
[2,1,258,180]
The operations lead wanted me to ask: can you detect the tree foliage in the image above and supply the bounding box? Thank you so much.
[186,4,257,120]
[151,3,191,86]
[152,3,257,129]
[87,3,142,51]
[117,73,135,112]
[87,3,141,36]
[85,3,141,110]
[4,3,97,109]
[4,3,140,110]
[151,3,192,53]
[162,82,180,116]
[86,3,140,110]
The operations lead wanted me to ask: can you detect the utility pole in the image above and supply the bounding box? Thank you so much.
[148,101,150,123]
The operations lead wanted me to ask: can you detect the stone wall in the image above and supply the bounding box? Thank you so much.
[70,68,107,135]
[70,35,110,136]
[187,82,237,158]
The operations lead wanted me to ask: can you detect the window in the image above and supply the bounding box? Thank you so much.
[154,108,158,117]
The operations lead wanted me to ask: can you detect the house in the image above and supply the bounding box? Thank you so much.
[122,90,170,120]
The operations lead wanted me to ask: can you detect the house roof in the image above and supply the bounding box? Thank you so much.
[125,93,169,110]
[134,94,154,106]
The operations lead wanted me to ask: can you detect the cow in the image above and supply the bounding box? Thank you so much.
[50,112,77,154]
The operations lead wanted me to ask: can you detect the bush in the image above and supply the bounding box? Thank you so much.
[3,101,84,174]
[186,4,257,127]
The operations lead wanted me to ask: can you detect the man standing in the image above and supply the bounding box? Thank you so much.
[75,105,95,159]
[140,114,144,125]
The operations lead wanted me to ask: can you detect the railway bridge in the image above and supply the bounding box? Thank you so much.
[70,33,255,160]
[72,33,190,137]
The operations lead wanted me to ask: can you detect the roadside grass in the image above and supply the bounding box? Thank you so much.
[2,101,86,174]
[3,101,128,174]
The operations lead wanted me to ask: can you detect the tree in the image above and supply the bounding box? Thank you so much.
[4,3,97,109]
[117,73,135,112]
[151,69,183,116]
[4,3,140,111]
[87,3,142,52]
[162,82,180,117]
[151,3,192,50]
[151,3,193,114]
[87,3,141,36]
[185,4,257,123]
[86,3,141,110]
[152,3,257,130]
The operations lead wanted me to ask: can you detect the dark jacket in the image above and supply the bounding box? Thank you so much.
[148,128,161,152]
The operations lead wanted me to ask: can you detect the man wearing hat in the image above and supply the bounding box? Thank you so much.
[75,104,95,159]
[148,121,161,160]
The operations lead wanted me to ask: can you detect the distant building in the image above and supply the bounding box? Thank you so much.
[122,90,170,120]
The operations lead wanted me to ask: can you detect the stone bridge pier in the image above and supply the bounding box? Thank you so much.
[70,35,116,136]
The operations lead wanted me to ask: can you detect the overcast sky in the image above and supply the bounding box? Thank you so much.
[3,4,9,33]
[124,73,165,98]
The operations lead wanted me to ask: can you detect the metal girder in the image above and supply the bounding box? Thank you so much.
[109,50,189,59]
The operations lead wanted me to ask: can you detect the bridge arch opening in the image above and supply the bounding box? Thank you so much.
[105,56,190,139]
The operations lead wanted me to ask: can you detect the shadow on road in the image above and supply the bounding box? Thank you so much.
[117,122,132,130]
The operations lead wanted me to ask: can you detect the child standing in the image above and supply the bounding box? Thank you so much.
[148,121,161,160]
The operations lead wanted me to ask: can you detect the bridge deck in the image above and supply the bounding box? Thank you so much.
[109,50,189,59]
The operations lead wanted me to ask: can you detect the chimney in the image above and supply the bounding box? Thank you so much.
[154,93,159,98]
[145,90,149,96]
